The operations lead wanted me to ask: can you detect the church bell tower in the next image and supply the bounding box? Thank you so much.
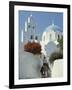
[24,14,37,43]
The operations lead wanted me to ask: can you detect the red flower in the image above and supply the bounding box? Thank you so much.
[24,41,41,54]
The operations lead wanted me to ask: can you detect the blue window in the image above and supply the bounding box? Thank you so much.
[30,35,33,39]
[35,36,38,40]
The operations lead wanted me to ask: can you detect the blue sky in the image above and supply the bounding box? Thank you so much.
[19,10,63,42]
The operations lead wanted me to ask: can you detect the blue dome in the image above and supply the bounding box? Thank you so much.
[45,23,62,32]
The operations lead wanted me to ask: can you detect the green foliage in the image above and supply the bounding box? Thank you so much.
[49,51,63,63]
[57,36,63,51]
[49,36,63,63]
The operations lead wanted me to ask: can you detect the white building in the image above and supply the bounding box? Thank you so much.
[41,22,63,55]
[42,22,62,45]
[20,14,40,53]
[23,14,39,44]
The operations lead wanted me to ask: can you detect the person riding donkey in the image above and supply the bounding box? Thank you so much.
[40,56,51,78]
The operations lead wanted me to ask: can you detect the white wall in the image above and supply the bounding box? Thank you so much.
[42,30,56,45]
[52,59,63,77]
[0,0,72,90]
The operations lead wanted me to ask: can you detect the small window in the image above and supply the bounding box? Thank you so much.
[35,36,38,40]
[50,34,52,40]
[32,26,35,29]
[28,25,30,28]
[30,35,33,39]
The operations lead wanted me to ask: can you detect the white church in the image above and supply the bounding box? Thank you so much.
[21,14,63,56]
[21,14,39,45]
[41,21,63,56]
